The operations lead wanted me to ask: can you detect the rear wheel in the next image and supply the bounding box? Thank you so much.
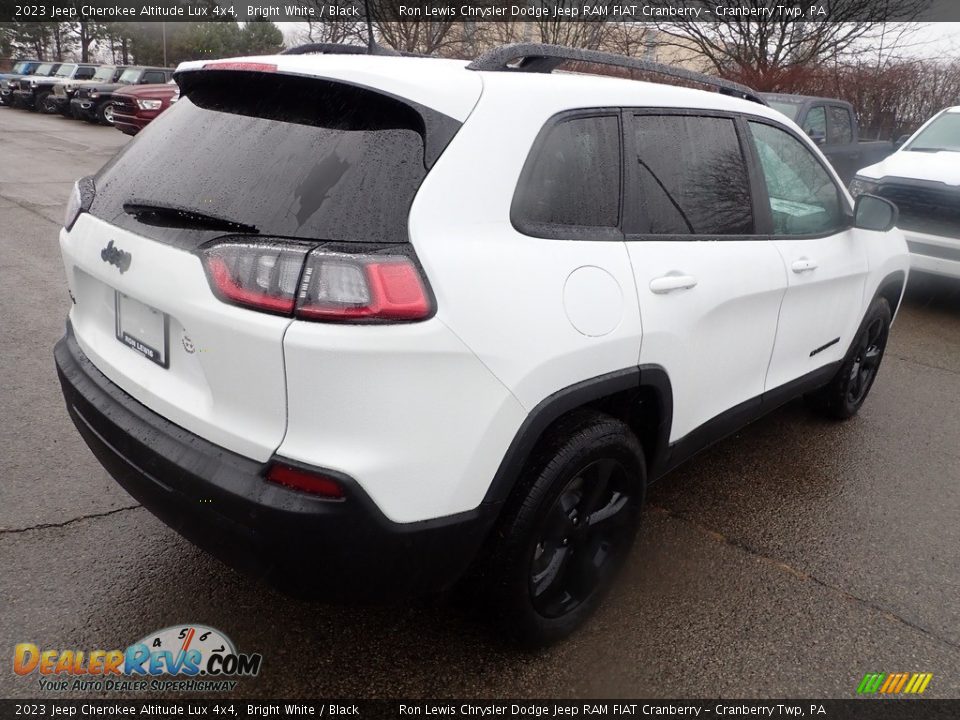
[806,297,891,419]
[479,411,646,647]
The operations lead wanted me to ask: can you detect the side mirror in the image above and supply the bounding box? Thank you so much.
[807,128,826,146]
[893,134,910,149]
[854,194,898,232]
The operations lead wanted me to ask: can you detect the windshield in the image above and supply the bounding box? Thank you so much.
[11,62,27,74]
[55,64,76,78]
[118,68,142,84]
[35,64,54,76]
[905,112,960,152]
[767,101,801,121]
[93,66,116,82]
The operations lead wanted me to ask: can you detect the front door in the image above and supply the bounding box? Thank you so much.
[744,118,868,391]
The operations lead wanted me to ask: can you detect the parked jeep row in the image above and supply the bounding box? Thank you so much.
[0,57,174,131]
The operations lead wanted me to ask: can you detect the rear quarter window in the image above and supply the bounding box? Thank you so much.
[511,113,622,239]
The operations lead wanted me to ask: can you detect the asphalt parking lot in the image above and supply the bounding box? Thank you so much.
[1,106,959,700]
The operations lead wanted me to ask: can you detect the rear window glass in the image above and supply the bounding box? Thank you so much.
[90,72,431,245]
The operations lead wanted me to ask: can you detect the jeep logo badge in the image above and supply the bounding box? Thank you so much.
[101,240,131,273]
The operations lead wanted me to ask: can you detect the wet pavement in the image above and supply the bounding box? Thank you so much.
[1,107,958,700]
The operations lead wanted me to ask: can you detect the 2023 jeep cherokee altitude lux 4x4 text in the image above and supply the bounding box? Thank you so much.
[54,44,909,646]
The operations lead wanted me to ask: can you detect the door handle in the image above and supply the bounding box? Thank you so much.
[649,274,698,294]
[791,258,818,273]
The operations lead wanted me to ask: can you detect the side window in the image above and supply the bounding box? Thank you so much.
[747,121,845,236]
[803,106,827,140]
[827,106,853,144]
[141,71,165,84]
[632,114,753,235]
[512,114,621,233]
[76,67,95,80]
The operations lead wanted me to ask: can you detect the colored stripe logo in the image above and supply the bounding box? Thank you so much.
[857,673,933,694]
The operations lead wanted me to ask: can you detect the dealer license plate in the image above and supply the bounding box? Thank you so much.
[115,292,169,368]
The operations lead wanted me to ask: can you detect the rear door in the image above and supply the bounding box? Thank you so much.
[625,111,788,442]
[744,117,868,391]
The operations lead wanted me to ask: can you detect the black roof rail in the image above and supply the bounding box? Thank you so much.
[466,43,767,106]
[280,42,400,57]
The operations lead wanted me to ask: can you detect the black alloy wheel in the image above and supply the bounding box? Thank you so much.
[529,457,636,619]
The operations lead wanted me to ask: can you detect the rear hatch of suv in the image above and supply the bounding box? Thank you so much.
[61,60,480,461]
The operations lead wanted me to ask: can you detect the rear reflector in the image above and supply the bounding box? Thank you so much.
[266,464,345,499]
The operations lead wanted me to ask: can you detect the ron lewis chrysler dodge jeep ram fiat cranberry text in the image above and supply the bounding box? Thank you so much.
[54,44,909,646]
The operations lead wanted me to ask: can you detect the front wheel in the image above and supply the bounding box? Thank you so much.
[479,411,646,647]
[96,101,115,125]
[31,91,50,112]
[806,297,891,420]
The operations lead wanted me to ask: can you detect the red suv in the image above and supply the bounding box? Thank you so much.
[111,82,178,135]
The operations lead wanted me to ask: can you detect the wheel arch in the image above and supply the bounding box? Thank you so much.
[482,365,674,506]
[873,270,907,320]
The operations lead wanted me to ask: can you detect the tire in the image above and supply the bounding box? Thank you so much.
[477,410,646,648]
[30,91,50,112]
[96,101,115,125]
[806,297,892,420]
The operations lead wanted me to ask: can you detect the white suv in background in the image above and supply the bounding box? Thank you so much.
[54,44,909,646]
[850,106,960,280]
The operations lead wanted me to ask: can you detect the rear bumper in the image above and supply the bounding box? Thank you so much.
[54,322,498,598]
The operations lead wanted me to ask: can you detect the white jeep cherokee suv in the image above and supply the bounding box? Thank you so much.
[54,44,909,646]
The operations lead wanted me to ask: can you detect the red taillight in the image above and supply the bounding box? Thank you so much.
[266,464,345,499]
[198,241,432,322]
[296,253,431,322]
[202,62,278,72]
[199,241,311,316]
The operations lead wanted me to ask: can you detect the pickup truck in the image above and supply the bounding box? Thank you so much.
[111,82,178,135]
[12,62,99,112]
[762,93,895,184]
[851,106,960,280]
[71,66,174,125]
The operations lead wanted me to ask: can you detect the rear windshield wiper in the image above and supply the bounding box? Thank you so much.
[123,202,259,234]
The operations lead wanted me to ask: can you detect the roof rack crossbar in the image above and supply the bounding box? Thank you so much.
[466,43,767,106]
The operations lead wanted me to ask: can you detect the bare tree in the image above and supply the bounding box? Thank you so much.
[291,16,365,47]
[649,0,933,90]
